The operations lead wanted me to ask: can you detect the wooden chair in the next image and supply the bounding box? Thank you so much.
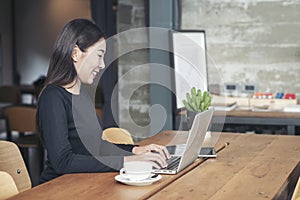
[2,105,38,143]
[102,127,134,145]
[2,105,43,186]
[0,171,19,200]
[292,177,300,200]
[0,140,31,193]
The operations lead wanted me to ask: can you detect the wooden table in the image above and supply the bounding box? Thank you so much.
[8,131,300,200]
[149,133,300,200]
[212,109,300,135]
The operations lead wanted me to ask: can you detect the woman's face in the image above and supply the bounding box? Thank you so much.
[74,38,106,85]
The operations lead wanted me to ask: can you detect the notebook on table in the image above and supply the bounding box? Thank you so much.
[154,109,214,174]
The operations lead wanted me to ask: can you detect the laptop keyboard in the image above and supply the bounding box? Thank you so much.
[165,156,181,170]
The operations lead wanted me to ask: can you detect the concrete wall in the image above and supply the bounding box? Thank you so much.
[14,0,91,84]
[181,0,300,98]
[0,0,13,84]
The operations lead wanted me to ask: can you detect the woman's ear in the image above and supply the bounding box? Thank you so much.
[72,45,82,62]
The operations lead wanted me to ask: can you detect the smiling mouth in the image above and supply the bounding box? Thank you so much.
[92,71,98,78]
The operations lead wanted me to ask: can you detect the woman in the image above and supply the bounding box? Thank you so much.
[37,18,170,183]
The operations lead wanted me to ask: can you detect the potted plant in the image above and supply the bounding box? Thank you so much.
[182,87,213,129]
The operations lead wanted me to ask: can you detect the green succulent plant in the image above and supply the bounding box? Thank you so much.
[182,87,213,112]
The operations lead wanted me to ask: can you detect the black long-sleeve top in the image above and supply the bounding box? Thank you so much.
[37,85,134,183]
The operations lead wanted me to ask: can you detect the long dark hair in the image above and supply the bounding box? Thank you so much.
[44,18,105,86]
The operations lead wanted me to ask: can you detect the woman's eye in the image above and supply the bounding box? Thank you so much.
[98,55,103,58]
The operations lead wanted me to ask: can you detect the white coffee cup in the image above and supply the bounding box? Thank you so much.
[120,161,153,181]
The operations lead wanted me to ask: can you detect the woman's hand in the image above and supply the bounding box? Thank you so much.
[124,144,171,169]
[132,144,171,159]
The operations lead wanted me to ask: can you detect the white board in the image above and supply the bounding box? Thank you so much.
[170,30,208,109]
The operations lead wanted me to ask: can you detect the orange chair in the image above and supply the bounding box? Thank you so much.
[102,127,134,145]
[292,177,300,200]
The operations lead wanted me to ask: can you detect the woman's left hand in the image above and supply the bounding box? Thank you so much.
[132,144,171,161]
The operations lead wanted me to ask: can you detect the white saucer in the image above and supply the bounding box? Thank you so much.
[115,174,162,186]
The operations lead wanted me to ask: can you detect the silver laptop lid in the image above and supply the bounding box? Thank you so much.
[176,108,213,172]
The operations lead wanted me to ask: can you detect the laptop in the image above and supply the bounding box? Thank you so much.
[154,109,213,174]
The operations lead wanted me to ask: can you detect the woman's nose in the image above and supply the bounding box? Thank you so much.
[99,59,105,69]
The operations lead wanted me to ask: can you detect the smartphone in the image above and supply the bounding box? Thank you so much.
[198,147,217,158]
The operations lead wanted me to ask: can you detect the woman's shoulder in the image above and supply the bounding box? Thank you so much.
[39,84,70,101]
[37,85,71,119]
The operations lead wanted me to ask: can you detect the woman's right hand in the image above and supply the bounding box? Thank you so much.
[124,151,168,169]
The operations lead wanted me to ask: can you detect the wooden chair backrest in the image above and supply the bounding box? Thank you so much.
[2,105,37,133]
[292,177,300,200]
[0,171,19,200]
[0,140,32,193]
[102,127,134,145]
